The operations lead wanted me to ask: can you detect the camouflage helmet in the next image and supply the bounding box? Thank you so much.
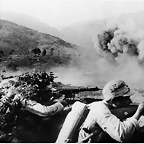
[102,79,134,101]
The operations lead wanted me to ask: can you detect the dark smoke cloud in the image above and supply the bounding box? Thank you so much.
[108,30,141,61]
[93,18,144,88]
[50,22,144,88]
[95,27,144,63]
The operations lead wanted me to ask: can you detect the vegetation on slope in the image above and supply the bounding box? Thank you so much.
[0,19,82,71]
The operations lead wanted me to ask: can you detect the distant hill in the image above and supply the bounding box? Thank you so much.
[0,12,63,38]
[0,19,88,71]
[60,11,144,48]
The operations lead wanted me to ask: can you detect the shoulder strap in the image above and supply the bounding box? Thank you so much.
[78,129,101,143]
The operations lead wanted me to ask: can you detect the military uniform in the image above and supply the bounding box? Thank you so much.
[21,99,64,117]
[78,80,144,143]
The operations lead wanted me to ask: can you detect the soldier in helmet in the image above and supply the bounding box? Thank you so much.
[78,79,144,143]
[12,79,68,117]
[0,72,68,142]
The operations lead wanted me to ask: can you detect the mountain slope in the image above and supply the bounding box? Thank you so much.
[0,12,63,38]
[0,19,85,71]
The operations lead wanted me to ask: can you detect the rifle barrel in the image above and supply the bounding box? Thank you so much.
[58,86,102,94]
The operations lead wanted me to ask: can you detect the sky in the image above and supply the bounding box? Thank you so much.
[0,0,144,27]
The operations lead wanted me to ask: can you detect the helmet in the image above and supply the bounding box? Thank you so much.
[102,79,134,101]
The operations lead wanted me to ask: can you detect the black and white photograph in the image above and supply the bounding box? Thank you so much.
[0,0,144,142]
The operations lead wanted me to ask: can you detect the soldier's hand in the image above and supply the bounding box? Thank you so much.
[138,102,144,115]
[13,94,21,101]
[51,88,57,92]
[13,94,27,107]
[13,94,25,104]
[138,115,144,132]
[60,100,69,107]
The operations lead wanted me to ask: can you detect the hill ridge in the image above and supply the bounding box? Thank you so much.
[0,19,84,71]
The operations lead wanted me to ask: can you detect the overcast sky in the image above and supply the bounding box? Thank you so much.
[0,0,144,27]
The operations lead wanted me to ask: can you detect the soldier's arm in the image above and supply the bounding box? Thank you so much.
[85,102,141,142]
[21,99,64,117]
[96,109,140,142]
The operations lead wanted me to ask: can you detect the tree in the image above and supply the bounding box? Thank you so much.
[42,49,46,56]
[32,48,41,55]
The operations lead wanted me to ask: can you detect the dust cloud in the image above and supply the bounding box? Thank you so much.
[49,66,99,87]
[51,17,144,89]
[92,18,144,89]
[1,17,144,89]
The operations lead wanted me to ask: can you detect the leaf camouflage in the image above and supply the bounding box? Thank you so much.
[0,71,52,132]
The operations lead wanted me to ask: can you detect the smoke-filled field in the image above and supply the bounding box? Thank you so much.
[0,13,144,92]
[50,19,144,92]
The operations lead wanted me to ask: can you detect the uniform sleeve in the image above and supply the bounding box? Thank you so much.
[96,110,139,142]
[24,100,64,117]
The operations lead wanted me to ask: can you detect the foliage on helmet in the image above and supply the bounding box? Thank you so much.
[0,71,52,130]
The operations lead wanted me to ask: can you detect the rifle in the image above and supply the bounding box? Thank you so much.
[52,85,142,120]
[53,86,102,100]
[110,103,140,120]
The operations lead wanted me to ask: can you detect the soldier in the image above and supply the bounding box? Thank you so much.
[12,81,68,117]
[0,70,68,118]
[78,79,144,143]
[0,72,68,142]
[11,85,69,142]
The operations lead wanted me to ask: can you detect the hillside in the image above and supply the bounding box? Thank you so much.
[0,19,86,72]
[60,11,144,49]
[0,12,63,38]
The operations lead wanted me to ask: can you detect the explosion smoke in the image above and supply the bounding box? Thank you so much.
[96,27,144,62]
[2,16,144,89]
[50,24,144,88]
[93,19,144,88]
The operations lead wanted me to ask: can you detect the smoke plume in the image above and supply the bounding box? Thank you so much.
[50,19,144,88]
[93,18,144,88]
[4,16,144,89]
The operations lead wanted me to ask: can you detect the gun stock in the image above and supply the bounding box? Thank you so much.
[110,104,139,120]
[65,98,141,121]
